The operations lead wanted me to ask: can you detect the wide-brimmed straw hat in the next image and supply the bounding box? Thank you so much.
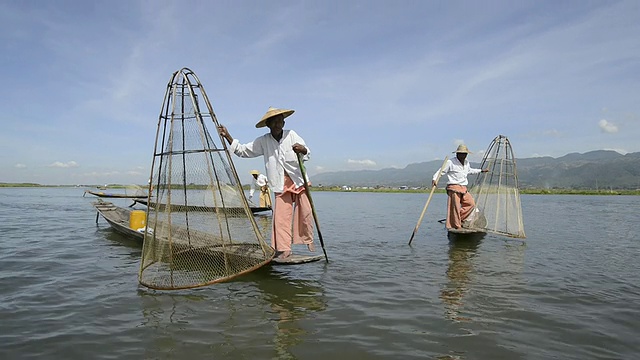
[453,144,472,154]
[255,107,294,128]
[249,170,260,175]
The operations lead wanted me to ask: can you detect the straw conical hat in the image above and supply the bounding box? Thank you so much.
[249,170,260,175]
[255,107,294,128]
[453,144,472,154]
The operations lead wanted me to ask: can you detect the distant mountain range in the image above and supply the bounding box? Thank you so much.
[311,150,640,190]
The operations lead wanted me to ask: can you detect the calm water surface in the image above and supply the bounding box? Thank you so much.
[0,188,639,359]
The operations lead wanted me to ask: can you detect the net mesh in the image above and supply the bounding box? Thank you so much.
[467,135,526,238]
[139,68,275,290]
[125,184,147,198]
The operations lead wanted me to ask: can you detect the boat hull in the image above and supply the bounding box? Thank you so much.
[93,201,144,241]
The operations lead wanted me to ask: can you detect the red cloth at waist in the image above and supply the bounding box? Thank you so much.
[282,173,304,195]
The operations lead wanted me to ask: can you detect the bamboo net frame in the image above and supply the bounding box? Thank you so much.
[468,135,526,238]
[138,68,275,290]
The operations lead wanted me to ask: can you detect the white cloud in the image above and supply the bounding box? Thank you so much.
[15,163,27,168]
[347,159,377,166]
[48,161,79,168]
[598,119,618,133]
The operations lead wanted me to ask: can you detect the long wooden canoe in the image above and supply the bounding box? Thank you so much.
[271,254,324,265]
[132,198,272,214]
[84,190,148,199]
[447,227,486,234]
[92,200,273,264]
[92,199,321,268]
[92,200,145,241]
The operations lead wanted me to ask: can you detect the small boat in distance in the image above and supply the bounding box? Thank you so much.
[84,190,148,199]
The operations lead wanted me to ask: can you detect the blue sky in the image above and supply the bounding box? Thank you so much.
[1,0,638,185]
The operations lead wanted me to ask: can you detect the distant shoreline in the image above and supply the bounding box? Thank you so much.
[310,187,640,195]
[1,183,639,195]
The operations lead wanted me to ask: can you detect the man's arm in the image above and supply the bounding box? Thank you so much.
[432,161,450,187]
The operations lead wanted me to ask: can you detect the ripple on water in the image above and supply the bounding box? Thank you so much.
[2,190,640,359]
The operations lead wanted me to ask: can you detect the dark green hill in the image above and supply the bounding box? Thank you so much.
[312,150,640,189]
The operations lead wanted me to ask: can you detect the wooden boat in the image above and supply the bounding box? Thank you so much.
[93,200,273,264]
[447,227,486,235]
[92,200,145,241]
[93,199,319,266]
[447,228,486,242]
[446,206,488,235]
[271,254,324,265]
[132,198,272,214]
[447,230,485,242]
[84,190,147,199]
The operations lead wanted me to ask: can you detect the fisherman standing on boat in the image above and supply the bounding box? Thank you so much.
[249,169,272,208]
[432,144,489,230]
[218,107,315,259]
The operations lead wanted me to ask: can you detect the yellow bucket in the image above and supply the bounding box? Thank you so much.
[129,210,146,230]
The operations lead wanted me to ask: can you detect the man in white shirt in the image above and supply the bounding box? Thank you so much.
[432,144,488,230]
[249,170,271,207]
[218,107,315,259]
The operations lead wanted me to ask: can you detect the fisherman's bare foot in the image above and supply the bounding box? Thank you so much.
[276,251,292,259]
[307,243,316,252]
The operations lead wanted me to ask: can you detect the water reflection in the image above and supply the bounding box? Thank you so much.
[136,267,326,359]
[441,233,484,322]
[101,230,142,254]
[138,290,209,357]
[253,213,272,240]
[251,268,327,359]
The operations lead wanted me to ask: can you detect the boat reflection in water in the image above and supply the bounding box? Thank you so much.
[440,233,485,322]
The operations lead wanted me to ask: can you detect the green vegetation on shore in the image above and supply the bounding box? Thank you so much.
[0,183,53,188]
[518,188,640,195]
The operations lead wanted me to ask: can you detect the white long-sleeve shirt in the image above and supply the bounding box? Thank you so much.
[249,174,268,197]
[229,129,310,193]
[433,157,481,186]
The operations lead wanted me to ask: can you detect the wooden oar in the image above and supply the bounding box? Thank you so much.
[297,153,329,262]
[408,156,449,245]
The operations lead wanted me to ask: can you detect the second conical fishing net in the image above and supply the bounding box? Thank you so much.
[468,135,526,238]
[139,68,275,290]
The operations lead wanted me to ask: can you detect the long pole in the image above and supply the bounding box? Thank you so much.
[297,153,329,262]
[408,156,449,245]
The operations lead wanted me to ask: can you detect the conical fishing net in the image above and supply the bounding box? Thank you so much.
[467,135,526,238]
[139,68,275,290]
[125,184,147,198]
